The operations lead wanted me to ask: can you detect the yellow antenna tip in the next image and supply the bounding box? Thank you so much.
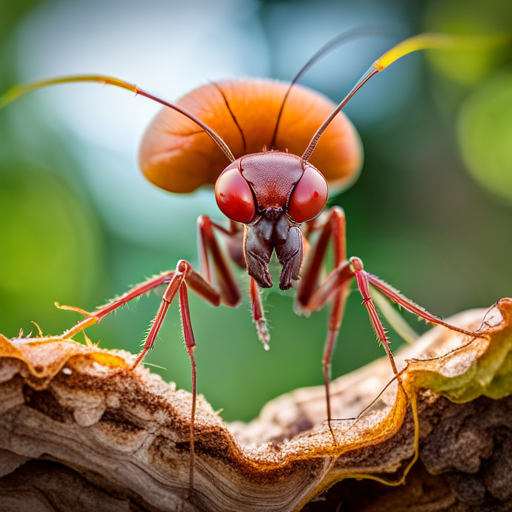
[374,33,510,72]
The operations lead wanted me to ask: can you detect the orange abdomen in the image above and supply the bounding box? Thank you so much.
[139,79,362,194]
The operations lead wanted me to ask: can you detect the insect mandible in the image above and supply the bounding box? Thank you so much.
[1,30,492,489]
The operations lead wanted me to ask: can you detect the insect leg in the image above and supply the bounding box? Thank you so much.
[197,215,242,307]
[250,277,269,349]
[296,207,352,440]
[199,216,273,346]
[127,259,218,491]
[365,272,480,338]
[296,206,346,309]
[55,212,238,343]
[54,216,244,491]
[132,215,247,369]
[350,257,398,375]
[54,271,177,340]
[178,280,198,490]
[349,257,485,375]
[130,261,206,367]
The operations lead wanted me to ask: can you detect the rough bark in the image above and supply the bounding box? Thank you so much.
[1,299,511,511]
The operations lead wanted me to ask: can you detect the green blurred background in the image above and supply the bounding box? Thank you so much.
[1,0,512,422]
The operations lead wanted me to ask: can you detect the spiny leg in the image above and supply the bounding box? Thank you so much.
[130,261,199,367]
[366,272,479,338]
[129,260,211,490]
[348,255,482,371]
[55,214,240,344]
[297,206,484,442]
[298,206,404,441]
[296,207,346,309]
[321,291,348,445]
[297,206,350,442]
[54,271,177,341]
[128,216,245,490]
[350,257,398,375]
[304,250,480,384]
[178,278,198,490]
[55,215,241,350]
[55,215,244,491]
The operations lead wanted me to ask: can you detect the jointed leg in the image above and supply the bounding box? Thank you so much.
[201,217,273,349]
[53,271,178,341]
[350,257,398,375]
[296,207,346,309]
[130,261,213,367]
[297,207,350,439]
[178,276,198,489]
[366,272,478,338]
[197,215,242,307]
[131,263,201,488]
[56,216,242,343]
[52,216,245,490]
[321,289,349,444]
[297,207,482,440]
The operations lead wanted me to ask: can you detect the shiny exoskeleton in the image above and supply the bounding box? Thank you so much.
[216,152,328,290]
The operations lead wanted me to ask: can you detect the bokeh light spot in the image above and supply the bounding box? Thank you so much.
[458,71,512,202]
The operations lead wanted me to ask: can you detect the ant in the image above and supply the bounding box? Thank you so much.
[1,29,492,490]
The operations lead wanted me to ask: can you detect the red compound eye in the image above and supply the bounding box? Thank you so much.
[288,165,328,223]
[215,165,256,224]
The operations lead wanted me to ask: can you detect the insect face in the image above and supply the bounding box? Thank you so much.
[215,151,328,290]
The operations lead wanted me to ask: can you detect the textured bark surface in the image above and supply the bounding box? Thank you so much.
[1,299,512,511]
[304,394,512,512]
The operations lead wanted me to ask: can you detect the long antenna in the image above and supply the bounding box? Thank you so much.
[302,33,509,162]
[210,81,247,155]
[269,26,394,150]
[0,75,236,163]
[302,66,377,162]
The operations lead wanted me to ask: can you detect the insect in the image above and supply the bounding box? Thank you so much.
[1,30,493,490]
